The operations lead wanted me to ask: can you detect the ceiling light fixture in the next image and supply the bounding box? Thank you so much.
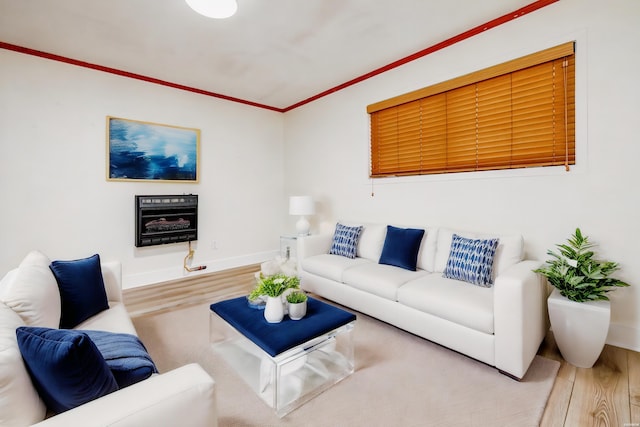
[185,0,238,19]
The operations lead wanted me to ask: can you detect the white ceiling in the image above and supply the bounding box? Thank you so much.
[0,0,537,110]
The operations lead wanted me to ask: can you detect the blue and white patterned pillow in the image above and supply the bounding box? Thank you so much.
[329,223,363,259]
[443,234,499,287]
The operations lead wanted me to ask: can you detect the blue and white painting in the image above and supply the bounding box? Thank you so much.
[108,117,199,182]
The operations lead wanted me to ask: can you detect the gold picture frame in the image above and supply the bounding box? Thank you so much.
[106,116,200,183]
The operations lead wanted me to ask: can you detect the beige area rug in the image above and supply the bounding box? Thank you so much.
[133,301,559,427]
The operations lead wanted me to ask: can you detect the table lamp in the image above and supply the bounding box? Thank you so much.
[289,196,315,235]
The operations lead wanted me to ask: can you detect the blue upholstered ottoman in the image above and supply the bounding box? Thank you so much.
[210,296,356,417]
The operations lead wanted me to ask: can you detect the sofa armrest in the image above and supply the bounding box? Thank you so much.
[101,261,123,303]
[298,234,333,260]
[32,364,217,427]
[493,260,548,379]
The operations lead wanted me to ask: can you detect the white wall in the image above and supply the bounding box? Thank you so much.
[1,0,638,351]
[0,50,285,287]
[283,0,640,351]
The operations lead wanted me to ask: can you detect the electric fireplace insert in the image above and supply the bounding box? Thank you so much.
[135,195,198,247]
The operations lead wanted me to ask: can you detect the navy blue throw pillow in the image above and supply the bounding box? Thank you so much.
[50,254,109,329]
[16,327,118,414]
[378,225,425,271]
[84,330,158,388]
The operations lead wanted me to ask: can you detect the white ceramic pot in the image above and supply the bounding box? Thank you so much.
[288,301,307,320]
[264,296,284,323]
[547,288,610,368]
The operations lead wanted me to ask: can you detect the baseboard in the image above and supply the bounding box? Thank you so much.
[607,322,640,353]
[123,250,277,289]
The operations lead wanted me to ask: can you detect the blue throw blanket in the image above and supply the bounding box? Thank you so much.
[84,330,158,388]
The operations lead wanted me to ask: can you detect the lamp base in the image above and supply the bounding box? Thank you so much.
[295,216,310,236]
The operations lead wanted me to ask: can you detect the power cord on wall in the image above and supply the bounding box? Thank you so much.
[184,241,207,272]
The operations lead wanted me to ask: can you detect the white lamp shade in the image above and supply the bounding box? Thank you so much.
[289,196,314,235]
[289,196,315,216]
[185,0,238,19]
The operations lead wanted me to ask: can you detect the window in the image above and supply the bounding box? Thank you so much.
[368,42,575,178]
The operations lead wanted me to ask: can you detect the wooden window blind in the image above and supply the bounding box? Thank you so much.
[368,42,575,177]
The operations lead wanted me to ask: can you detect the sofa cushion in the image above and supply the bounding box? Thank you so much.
[50,254,109,329]
[342,263,428,301]
[397,274,495,334]
[356,223,388,261]
[301,254,372,283]
[100,261,124,303]
[329,223,363,259]
[0,302,47,425]
[379,225,425,271]
[74,302,138,336]
[443,234,499,287]
[84,330,158,388]
[416,226,439,272]
[0,250,61,328]
[434,228,523,279]
[16,326,118,414]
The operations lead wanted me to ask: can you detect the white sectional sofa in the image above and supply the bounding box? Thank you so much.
[298,222,548,380]
[0,251,217,426]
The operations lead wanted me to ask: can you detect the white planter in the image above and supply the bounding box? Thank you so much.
[547,288,610,368]
[288,301,307,320]
[264,296,284,323]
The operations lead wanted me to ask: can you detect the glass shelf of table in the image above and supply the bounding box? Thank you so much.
[210,311,355,417]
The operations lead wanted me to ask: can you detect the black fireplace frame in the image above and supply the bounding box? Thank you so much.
[135,195,198,247]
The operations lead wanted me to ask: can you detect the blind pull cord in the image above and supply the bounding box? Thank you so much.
[564,57,570,172]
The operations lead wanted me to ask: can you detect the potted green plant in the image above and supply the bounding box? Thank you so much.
[286,291,308,320]
[249,273,300,323]
[534,228,629,368]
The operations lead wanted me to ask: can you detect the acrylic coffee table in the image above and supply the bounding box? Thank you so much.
[209,296,356,417]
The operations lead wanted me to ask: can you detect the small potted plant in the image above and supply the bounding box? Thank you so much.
[286,291,308,320]
[534,228,629,367]
[248,273,300,323]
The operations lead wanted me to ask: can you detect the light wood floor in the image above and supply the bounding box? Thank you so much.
[123,265,640,427]
[539,331,640,427]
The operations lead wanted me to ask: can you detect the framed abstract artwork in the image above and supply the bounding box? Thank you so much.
[106,116,200,182]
